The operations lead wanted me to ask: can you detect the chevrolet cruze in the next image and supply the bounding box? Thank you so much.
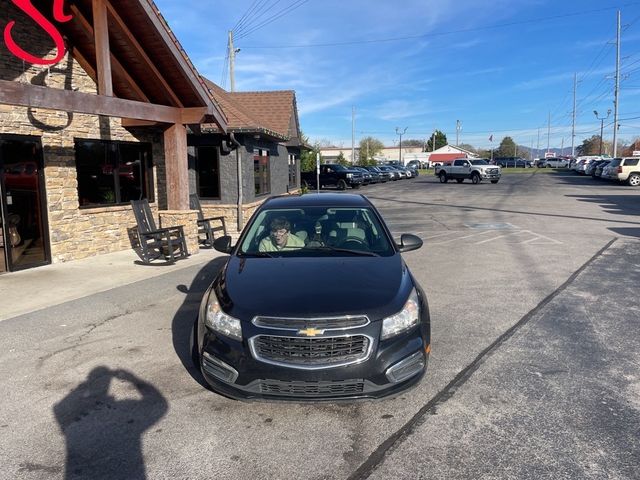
[193,193,430,400]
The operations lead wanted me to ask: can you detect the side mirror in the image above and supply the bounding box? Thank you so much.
[397,233,423,253]
[213,235,233,254]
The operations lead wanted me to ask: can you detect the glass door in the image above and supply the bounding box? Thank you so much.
[0,135,50,272]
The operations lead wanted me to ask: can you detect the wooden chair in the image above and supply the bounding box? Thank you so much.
[189,194,227,248]
[130,199,188,263]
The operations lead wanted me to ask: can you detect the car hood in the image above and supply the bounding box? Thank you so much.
[214,255,413,321]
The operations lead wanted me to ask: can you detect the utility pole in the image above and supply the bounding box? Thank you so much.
[594,109,611,155]
[431,129,436,152]
[571,72,577,157]
[613,10,621,156]
[456,120,462,146]
[396,127,408,164]
[228,31,240,92]
[547,111,551,155]
[351,106,355,164]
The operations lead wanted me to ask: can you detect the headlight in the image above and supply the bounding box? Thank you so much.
[346,173,353,178]
[381,289,420,340]
[205,291,242,341]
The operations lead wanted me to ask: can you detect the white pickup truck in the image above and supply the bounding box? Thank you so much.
[435,158,502,184]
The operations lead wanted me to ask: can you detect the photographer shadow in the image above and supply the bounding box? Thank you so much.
[53,367,168,480]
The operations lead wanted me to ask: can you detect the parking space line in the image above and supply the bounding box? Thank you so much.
[475,230,530,244]
[522,233,564,245]
[431,230,497,244]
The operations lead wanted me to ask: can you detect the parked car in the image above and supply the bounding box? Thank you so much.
[406,160,423,170]
[195,193,431,400]
[600,157,640,186]
[301,164,364,190]
[495,157,531,168]
[377,165,401,180]
[365,166,391,182]
[543,157,569,168]
[435,158,501,184]
[593,160,611,178]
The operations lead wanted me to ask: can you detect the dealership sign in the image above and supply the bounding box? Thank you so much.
[4,0,73,65]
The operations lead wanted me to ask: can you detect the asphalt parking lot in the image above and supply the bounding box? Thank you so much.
[1,171,639,479]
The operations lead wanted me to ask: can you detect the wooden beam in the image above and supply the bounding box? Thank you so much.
[0,79,180,123]
[92,0,112,96]
[105,2,183,107]
[121,119,164,127]
[69,5,148,103]
[164,123,189,210]
[181,107,209,124]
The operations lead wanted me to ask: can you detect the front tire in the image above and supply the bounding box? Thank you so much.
[337,179,347,190]
[628,173,640,186]
[471,173,481,184]
[439,172,448,183]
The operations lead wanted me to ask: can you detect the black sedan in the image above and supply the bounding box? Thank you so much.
[194,193,431,401]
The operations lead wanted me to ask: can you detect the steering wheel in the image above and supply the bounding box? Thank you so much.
[338,237,368,249]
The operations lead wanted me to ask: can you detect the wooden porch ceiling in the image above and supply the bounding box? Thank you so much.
[22,0,226,127]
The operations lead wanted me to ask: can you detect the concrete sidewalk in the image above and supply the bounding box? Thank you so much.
[0,248,226,321]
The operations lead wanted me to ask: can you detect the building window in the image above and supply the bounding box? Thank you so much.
[254,148,270,196]
[288,153,298,188]
[75,139,153,208]
[195,146,220,199]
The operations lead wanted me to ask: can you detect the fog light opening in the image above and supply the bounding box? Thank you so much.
[202,352,239,384]
[385,351,425,384]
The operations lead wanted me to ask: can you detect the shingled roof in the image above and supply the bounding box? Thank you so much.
[204,79,299,142]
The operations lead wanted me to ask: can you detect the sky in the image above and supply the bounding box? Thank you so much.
[154,0,640,151]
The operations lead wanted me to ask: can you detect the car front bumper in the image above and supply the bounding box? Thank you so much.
[198,321,429,401]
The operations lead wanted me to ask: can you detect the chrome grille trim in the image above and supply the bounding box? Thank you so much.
[249,334,374,370]
[252,315,370,332]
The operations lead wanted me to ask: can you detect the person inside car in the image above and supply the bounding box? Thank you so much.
[259,217,305,252]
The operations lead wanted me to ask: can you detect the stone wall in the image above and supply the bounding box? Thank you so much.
[0,5,166,263]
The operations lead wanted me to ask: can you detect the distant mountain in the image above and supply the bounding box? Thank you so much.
[518,146,574,158]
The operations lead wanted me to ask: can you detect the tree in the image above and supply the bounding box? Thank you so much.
[576,135,611,156]
[300,132,320,172]
[621,137,640,156]
[335,152,349,166]
[458,143,477,154]
[426,130,447,151]
[400,139,424,148]
[495,136,517,158]
[358,136,384,165]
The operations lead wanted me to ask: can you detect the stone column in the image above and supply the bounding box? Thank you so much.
[158,210,199,256]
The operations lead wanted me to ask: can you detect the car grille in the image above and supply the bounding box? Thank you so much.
[252,335,370,367]
[259,379,365,397]
[253,315,369,331]
[487,168,500,174]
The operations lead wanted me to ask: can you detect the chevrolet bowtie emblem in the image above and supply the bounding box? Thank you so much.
[298,327,324,337]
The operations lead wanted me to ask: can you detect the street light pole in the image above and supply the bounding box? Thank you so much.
[594,109,611,155]
[396,127,408,165]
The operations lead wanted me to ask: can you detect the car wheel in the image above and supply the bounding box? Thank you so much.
[456,178,464,183]
[439,172,448,183]
[337,179,347,190]
[491,180,499,184]
[628,173,640,187]
[351,183,361,189]
[471,173,480,184]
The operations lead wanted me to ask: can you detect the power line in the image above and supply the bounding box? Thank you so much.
[238,3,640,48]
[235,0,283,36]
[235,0,311,40]
[231,0,263,33]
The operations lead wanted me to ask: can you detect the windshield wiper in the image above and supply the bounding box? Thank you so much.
[303,245,379,257]
[238,251,274,258]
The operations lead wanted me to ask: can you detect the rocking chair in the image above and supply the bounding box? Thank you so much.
[130,199,188,263]
[189,194,227,248]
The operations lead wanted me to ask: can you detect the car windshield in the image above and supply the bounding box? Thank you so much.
[470,160,489,165]
[238,206,395,257]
